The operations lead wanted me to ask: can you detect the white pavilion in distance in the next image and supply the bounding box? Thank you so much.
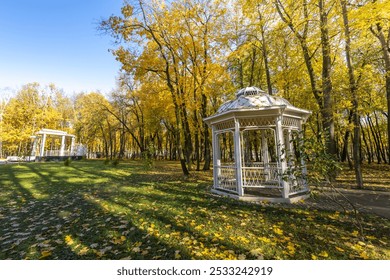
[30,128,86,161]
[204,87,311,203]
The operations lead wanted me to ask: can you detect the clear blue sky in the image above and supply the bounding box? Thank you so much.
[0,0,124,96]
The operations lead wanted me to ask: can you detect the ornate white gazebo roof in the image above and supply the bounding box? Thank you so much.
[209,87,311,124]
[218,87,291,112]
[204,87,311,203]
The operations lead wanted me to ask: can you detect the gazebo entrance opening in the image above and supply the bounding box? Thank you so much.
[204,87,311,203]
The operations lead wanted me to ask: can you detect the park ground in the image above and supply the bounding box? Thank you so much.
[0,160,389,260]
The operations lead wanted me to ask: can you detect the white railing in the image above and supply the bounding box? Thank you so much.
[44,150,72,156]
[288,176,309,195]
[44,150,61,156]
[215,165,238,193]
[215,162,309,196]
[242,162,281,188]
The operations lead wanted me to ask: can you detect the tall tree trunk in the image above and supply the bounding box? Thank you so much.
[179,89,193,171]
[341,0,363,188]
[249,47,256,86]
[275,0,323,111]
[202,93,211,170]
[371,24,390,163]
[374,111,388,163]
[341,110,353,162]
[257,8,273,95]
[319,0,336,157]
[367,114,382,163]
[100,125,109,159]
[193,109,200,171]
[275,0,339,162]
[200,28,211,171]
[238,60,244,88]
[360,122,371,164]
[172,91,190,176]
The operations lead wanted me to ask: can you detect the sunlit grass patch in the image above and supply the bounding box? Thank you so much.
[0,160,389,260]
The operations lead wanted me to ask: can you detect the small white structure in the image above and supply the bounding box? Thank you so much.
[204,87,311,203]
[30,129,85,161]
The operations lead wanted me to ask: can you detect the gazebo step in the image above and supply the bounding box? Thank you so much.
[214,187,238,194]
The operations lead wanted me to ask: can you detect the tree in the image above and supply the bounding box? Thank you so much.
[101,0,230,175]
[74,92,115,159]
[0,88,13,158]
[95,0,390,180]
[2,83,66,156]
[365,0,390,162]
[274,0,337,158]
[340,0,364,187]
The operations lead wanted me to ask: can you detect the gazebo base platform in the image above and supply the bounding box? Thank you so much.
[35,156,84,162]
[211,188,310,204]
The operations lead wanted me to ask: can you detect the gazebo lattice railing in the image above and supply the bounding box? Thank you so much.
[204,87,312,203]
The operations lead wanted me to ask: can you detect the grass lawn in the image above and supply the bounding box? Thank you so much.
[0,160,389,260]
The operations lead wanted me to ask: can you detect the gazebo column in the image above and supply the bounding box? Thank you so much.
[60,135,66,156]
[39,133,47,157]
[298,121,308,188]
[285,129,293,166]
[234,118,244,196]
[70,136,75,155]
[261,130,270,180]
[212,126,220,189]
[240,131,246,185]
[275,116,289,199]
[30,136,38,156]
[285,129,298,189]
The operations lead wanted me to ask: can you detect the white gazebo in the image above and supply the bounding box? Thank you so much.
[204,87,311,203]
[30,128,83,161]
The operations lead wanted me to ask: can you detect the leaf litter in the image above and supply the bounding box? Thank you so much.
[0,161,389,260]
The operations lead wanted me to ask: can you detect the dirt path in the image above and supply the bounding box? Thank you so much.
[305,188,390,219]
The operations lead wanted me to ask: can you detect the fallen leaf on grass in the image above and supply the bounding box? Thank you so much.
[112,235,126,245]
[65,235,74,245]
[79,247,89,256]
[359,251,369,260]
[351,230,359,237]
[365,236,376,240]
[40,251,52,259]
[174,250,181,259]
[132,247,141,253]
[273,227,283,235]
[335,246,345,252]
[319,251,329,258]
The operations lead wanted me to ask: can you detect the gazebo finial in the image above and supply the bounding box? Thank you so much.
[235,86,265,97]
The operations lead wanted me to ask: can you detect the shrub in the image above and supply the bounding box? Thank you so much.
[112,158,120,166]
[64,157,71,166]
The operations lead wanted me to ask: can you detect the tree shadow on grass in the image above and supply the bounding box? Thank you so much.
[89,188,260,259]
[0,188,186,260]
[0,164,36,206]
[2,161,389,259]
